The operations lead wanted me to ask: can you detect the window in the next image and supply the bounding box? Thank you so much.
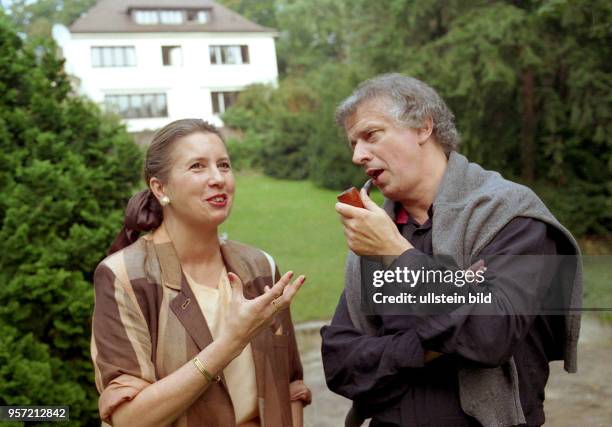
[196,10,210,23]
[211,91,240,114]
[187,10,210,23]
[162,46,183,66]
[105,94,167,119]
[209,45,249,65]
[159,10,183,24]
[133,9,184,25]
[91,46,136,67]
[133,10,159,25]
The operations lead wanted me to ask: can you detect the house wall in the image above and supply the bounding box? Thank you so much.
[60,31,278,132]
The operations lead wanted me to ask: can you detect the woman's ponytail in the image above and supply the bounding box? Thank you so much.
[107,190,163,254]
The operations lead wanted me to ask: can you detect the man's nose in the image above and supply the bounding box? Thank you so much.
[352,142,370,165]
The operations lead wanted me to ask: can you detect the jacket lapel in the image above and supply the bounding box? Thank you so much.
[168,274,215,351]
[147,228,215,352]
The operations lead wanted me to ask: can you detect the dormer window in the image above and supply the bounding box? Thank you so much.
[133,9,183,25]
[133,10,160,25]
[187,10,210,23]
[159,10,183,24]
[132,9,210,25]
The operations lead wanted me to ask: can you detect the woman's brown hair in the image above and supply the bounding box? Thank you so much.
[107,119,224,254]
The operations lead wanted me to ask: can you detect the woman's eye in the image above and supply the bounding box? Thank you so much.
[190,162,204,169]
[219,161,231,170]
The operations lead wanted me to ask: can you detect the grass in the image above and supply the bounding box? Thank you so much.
[583,256,612,323]
[222,172,611,323]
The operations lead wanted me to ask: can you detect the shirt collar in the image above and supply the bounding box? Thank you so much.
[394,203,434,228]
[395,205,410,224]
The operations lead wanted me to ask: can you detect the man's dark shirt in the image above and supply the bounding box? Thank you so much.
[321,206,567,427]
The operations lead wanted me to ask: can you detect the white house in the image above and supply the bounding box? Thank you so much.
[54,0,278,132]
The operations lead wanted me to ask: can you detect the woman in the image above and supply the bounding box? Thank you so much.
[92,119,311,427]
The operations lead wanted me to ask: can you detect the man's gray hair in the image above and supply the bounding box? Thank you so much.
[335,73,460,153]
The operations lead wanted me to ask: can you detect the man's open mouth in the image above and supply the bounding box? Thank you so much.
[366,169,384,180]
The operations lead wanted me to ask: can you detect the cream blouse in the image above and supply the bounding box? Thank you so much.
[185,268,258,424]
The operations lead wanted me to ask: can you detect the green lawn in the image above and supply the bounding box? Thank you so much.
[222,173,611,323]
[583,256,612,322]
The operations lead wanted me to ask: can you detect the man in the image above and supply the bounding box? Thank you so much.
[321,74,582,427]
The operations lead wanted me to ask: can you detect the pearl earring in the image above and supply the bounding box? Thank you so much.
[160,195,171,206]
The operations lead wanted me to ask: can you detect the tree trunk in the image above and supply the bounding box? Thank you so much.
[520,68,536,182]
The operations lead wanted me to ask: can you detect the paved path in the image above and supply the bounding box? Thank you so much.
[543,316,612,426]
[296,323,354,427]
[298,316,612,426]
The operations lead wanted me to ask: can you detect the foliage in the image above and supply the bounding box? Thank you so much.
[0,12,142,425]
[216,0,278,30]
[225,135,265,171]
[274,0,349,74]
[303,63,368,189]
[223,81,314,179]
[0,324,85,407]
[1,0,96,37]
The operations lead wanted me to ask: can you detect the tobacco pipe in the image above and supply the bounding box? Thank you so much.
[337,179,373,208]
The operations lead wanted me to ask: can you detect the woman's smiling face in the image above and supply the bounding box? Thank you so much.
[163,131,235,228]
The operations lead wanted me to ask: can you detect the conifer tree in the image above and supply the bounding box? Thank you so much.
[0,12,142,425]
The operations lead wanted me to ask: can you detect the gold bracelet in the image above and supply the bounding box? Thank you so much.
[193,356,220,382]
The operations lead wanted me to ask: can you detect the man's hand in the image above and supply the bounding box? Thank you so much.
[335,188,412,256]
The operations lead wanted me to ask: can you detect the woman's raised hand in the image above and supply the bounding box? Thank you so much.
[223,271,306,354]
